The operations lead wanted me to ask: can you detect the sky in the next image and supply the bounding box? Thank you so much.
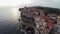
[0,0,60,8]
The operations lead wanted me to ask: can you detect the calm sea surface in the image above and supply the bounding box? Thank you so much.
[0,7,20,34]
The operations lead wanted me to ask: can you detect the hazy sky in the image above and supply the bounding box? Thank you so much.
[0,0,60,8]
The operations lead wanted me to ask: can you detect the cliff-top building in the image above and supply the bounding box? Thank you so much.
[19,6,60,34]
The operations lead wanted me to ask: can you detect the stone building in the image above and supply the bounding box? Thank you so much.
[19,7,59,34]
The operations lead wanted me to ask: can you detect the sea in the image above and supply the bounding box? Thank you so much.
[0,7,21,34]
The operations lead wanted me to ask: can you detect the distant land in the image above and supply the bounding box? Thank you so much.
[19,6,60,15]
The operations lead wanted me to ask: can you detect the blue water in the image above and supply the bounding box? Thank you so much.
[0,8,20,34]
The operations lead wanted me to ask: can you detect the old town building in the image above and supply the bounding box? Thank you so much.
[19,7,59,34]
